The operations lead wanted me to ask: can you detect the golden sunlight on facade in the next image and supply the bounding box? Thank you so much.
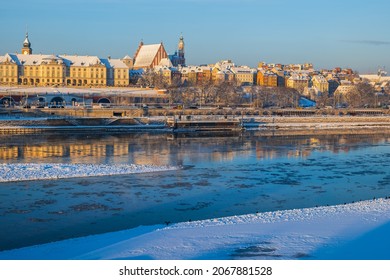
[0,33,130,87]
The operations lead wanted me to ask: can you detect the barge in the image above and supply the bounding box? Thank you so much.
[166,115,244,132]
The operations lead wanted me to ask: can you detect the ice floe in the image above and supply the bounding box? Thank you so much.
[0,163,179,182]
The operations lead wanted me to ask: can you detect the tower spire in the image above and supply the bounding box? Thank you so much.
[22,30,32,55]
[177,34,185,66]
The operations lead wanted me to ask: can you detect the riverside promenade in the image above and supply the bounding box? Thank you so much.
[1,108,390,135]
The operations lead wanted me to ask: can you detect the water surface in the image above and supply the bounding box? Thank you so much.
[0,132,389,251]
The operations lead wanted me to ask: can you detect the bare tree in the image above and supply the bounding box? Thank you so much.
[197,79,215,106]
[344,83,375,108]
[315,92,330,108]
[357,83,375,107]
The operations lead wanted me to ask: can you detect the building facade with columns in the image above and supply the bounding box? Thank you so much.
[0,33,130,87]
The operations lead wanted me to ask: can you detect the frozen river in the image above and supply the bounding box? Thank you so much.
[0,132,390,251]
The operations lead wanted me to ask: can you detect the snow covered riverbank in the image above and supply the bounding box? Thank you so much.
[0,163,179,182]
[2,198,390,260]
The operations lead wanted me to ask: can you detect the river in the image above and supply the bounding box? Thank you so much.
[0,131,390,251]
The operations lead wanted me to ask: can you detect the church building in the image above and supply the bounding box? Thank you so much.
[132,36,186,70]
[132,41,168,70]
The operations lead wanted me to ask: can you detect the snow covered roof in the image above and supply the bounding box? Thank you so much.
[213,60,236,71]
[360,74,390,82]
[122,55,132,60]
[6,54,63,66]
[0,53,132,69]
[180,65,206,73]
[289,73,309,81]
[312,75,328,83]
[134,44,162,68]
[158,57,173,68]
[60,55,103,67]
[0,54,15,64]
[258,69,277,76]
[95,58,130,69]
[108,59,128,69]
[230,67,256,74]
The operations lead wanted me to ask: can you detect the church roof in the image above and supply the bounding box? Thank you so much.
[134,43,162,68]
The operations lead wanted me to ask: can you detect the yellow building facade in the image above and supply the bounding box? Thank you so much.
[257,70,278,87]
[230,67,255,85]
[0,58,18,85]
[312,75,329,94]
[0,34,130,87]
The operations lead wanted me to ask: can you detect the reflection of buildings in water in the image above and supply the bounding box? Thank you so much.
[256,149,277,160]
[0,134,388,164]
[0,146,18,160]
[131,152,170,166]
[69,144,106,158]
[69,143,128,160]
[255,141,278,160]
[338,136,348,145]
[112,144,129,157]
[0,143,129,162]
[211,150,236,162]
[255,137,318,160]
[308,138,320,147]
[286,149,311,159]
[23,145,65,158]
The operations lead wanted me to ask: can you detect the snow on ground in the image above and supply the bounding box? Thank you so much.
[1,198,390,260]
[0,85,159,95]
[0,163,179,182]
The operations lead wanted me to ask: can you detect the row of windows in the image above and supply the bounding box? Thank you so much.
[72,68,105,72]
[0,65,17,70]
[0,71,17,76]
[0,78,15,82]
[71,74,105,78]
[1,66,128,77]
[0,79,129,86]
[23,66,64,71]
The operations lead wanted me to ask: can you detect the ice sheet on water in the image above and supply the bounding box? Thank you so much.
[0,163,179,182]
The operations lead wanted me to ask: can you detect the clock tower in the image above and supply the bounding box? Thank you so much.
[177,35,185,66]
[21,32,32,55]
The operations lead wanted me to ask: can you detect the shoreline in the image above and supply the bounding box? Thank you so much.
[1,114,390,135]
[1,198,390,259]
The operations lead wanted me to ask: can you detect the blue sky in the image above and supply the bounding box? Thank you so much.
[1,0,389,73]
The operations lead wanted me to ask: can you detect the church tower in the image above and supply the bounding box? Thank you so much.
[21,32,32,55]
[177,35,185,66]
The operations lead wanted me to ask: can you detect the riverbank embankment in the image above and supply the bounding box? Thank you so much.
[0,113,390,135]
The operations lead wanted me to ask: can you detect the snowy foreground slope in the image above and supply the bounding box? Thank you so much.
[1,198,390,260]
[0,163,178,182]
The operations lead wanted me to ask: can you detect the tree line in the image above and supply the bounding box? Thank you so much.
[135,70,390,109]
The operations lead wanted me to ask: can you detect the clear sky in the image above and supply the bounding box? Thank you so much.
[1,0,389,73]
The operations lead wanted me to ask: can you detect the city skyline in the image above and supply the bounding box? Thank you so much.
[1,0,389,73]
